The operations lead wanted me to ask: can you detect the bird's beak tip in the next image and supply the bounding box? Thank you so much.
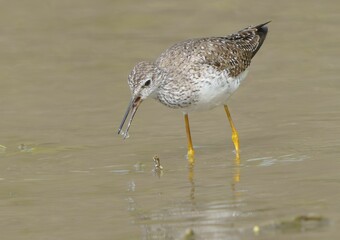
[117,96,143,139]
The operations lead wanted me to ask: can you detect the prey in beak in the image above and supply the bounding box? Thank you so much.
[117,96,142,139]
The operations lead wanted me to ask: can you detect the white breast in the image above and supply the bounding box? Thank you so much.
[187,69,249,112]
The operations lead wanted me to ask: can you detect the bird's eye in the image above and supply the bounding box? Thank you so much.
[144,80,151,87]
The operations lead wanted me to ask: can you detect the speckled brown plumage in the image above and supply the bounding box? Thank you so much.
[156,22,268,79]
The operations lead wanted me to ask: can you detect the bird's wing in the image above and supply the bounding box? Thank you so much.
[156,22,269,78]
[201,22,269,77]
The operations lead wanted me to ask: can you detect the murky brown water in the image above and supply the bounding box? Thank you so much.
[1,0,339,239]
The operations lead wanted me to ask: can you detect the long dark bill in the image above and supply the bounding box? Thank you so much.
[117,96,142,139]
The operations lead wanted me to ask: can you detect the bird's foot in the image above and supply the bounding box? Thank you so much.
[186,149,195,165]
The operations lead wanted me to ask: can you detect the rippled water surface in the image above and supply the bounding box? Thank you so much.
[1,0,339,239]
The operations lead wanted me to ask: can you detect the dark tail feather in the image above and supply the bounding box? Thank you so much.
[252,21,270,57]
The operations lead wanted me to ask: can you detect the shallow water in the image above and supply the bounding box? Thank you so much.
[0,0,340,239]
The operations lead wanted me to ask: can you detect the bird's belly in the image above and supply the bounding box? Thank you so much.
[189,70,249,111]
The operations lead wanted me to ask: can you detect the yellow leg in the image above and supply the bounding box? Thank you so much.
[231,154,241,196]
[184,114,195,162]
[224,105,240,156]
[233,153,241,184]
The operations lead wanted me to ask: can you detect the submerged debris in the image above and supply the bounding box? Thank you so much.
[253,225,260,234]
[18,144,35,153]
[0,145,6,153]
[251,213,329,236]
[153,155,163,170]
[152,155,164,177]
[182,228,195,240]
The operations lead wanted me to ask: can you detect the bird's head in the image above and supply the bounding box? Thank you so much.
[118,61,163,138]
[128,61,161,100]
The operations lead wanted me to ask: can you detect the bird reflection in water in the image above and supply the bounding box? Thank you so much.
[187,153,242,205]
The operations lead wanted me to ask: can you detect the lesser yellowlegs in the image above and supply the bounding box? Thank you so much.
[118,22,269,159]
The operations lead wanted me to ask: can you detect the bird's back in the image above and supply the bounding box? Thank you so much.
[156,22,269,78]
